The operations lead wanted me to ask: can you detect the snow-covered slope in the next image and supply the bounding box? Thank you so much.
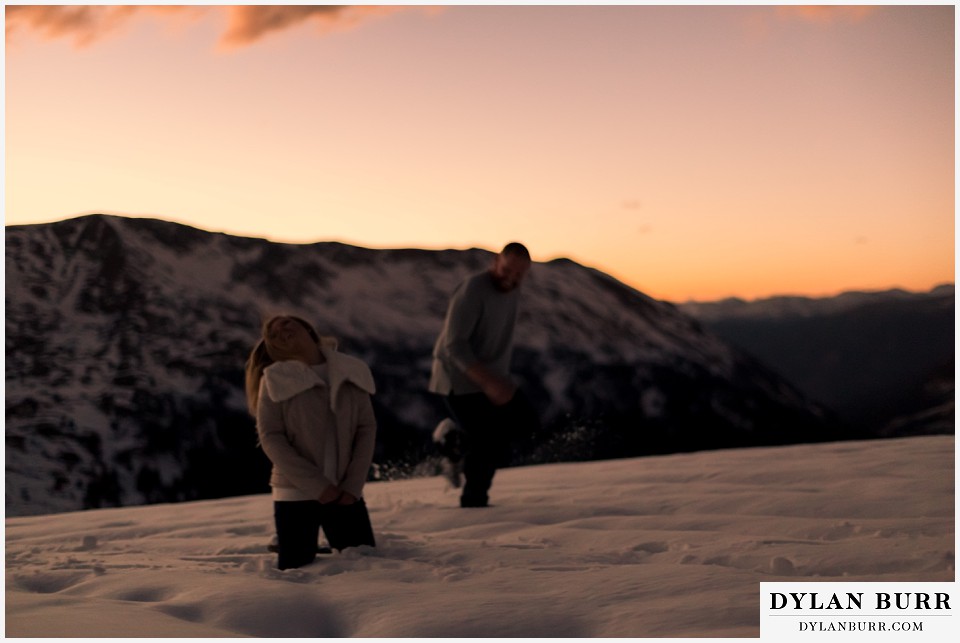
[678,286,954,434]
[5,436,954,638]
[6,214,833,516]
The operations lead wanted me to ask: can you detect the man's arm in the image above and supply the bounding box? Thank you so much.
[441,281,481,371]
[464,362,516,406]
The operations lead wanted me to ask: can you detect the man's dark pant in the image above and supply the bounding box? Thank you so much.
[274,499,376,569]
[445,391,538,507]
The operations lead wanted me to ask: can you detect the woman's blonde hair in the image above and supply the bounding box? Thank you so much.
[244,315,322,416]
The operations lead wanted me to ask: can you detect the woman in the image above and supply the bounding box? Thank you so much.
[245,314,377,569]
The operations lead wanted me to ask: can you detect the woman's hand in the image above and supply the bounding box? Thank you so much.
[337,491,358,506]
[318,485,342,504]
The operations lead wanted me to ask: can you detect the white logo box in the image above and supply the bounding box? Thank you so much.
[760,582,956,641]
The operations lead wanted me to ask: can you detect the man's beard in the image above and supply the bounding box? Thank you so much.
[491,274,519,292]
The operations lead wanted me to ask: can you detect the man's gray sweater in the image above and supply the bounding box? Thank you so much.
[428,270,521,396]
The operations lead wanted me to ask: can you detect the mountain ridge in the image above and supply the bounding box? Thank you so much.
[678,284,954,433]
[7,214,847,516]
[677,284,953,321]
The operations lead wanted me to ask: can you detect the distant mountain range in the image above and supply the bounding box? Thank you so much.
[4,214,902,516]
[678,286,954,436]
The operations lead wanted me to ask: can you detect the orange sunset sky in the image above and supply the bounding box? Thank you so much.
[4,3,955,302]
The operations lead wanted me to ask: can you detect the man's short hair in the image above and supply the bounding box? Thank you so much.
[501,242,531,261]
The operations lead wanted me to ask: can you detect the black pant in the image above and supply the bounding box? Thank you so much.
[274,499,376,570]
[445,390,538,507]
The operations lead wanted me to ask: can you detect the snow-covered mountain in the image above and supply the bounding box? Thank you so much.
[678,285,955,434]
[677,284,954,321]
[6,214,835,516]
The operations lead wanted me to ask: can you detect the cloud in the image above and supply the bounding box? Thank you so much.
[5,5,197,48]
[742,5,880,42]
[6,5,130,47]
[218,5,403,49]
[776,5,878,26]
[5,5,422,50]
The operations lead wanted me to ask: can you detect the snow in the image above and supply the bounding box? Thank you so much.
[5,435,954,638]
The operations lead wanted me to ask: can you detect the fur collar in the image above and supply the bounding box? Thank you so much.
[262,347,375,406]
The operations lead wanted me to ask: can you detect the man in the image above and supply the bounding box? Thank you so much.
[429,242,537,507]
